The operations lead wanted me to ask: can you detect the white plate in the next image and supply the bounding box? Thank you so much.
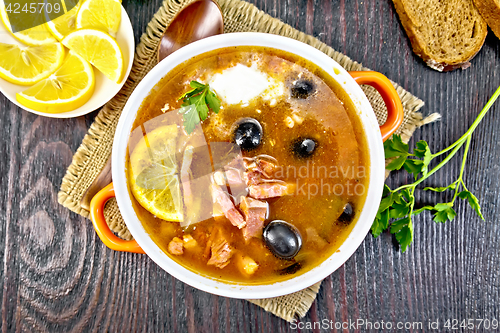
[0,6,135,118]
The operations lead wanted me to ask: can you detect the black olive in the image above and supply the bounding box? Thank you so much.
[263,220,302,260]
[278,262,302,275]
[291,79,315,99]
[292,138,317,158]
[233,118,262,151]
[338,202,355,224]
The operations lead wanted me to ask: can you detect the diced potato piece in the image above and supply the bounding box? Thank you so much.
[292,113,304,124]
[236,254,259,275]
[168,237,184,255]
[183,234,198,249]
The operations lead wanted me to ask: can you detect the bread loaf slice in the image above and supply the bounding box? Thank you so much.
[392,0,488,71]
[473,0,500,39]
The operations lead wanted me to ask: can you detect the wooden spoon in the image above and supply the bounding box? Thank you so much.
[158,0,224,62]
[80,0,224,211]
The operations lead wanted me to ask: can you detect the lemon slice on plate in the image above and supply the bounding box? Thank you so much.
[46,1,81,41]
[76,0,121,36]
[0,42,65,85]
[0,1,57,45]
[16,50,95,113]
[129,125,184,222]
[62,28,124,83]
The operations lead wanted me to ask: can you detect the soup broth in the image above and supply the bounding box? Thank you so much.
[127,46,370,284]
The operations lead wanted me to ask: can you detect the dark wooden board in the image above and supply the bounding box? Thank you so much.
[1,0,499,332]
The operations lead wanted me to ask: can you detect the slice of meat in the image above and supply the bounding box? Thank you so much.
[239,196,268,241]
[255,159,275,177]
[211,183,246,229]
[248,183,295,199]
[207,228,234,269]
[225,168,243,185]
[167,237,184,255]
[226,155,245,170]
[243,170,263,186]
[224,168,248,204]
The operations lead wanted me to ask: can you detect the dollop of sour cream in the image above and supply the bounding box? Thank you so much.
[208,64,284,105]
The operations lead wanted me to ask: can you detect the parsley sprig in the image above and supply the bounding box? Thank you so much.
[373,85,500,252]
[178,81,221,133]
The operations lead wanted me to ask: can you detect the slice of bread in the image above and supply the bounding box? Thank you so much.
[392,0,488,71]
[473,0,500,39]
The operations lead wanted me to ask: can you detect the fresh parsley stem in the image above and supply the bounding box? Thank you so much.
[451,135,472,204]
[460,179,469,193]
[408,187,416,219]
[458,135,472,183]
[432,85,500,157]
[392,86,500,194]
[377,87,499,251]
[392,139,463,192]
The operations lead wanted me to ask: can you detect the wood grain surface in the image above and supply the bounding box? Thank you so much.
[1,0,499,332]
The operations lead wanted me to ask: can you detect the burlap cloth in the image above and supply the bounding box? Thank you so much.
[58,0,436,322]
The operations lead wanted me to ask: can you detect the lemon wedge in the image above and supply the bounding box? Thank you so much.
[16,50,95,113]
[0,42,65,85]
[46,1,81,41]
[0,1,57,45]
[62,28,123,83]
[129,125,184,222]
[76,0,121,36]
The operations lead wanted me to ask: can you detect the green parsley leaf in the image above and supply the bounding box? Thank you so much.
[178,105,199,134]
[206,91,220,114]
[185,93,209,120]
[414,140,432,166]
[403,159,425,179]
[386,156,407,170]
[372,209,389,237]
[390,200,411,219]
[389,217,413,252]
[458,190,484,220]
[178,87,203,101]
[378,189,397,213]
[190,81,206,89]
[412,205,434,215]
[394,221,413,252]
[433,202,453,211]
[432,203,456,223]
[178,81,221,134]
[390,216,411,234]
[384,135,410,158]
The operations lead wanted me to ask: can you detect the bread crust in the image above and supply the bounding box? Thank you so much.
[392,0,488,71]
[473,0,500,39]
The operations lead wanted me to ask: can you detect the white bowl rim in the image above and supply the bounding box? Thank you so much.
[112,32,386,299]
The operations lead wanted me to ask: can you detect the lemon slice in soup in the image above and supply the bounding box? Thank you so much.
[129,125,183,222]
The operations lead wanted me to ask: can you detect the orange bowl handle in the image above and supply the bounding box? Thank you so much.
[349,71,404,141]
[89,183,145,254]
